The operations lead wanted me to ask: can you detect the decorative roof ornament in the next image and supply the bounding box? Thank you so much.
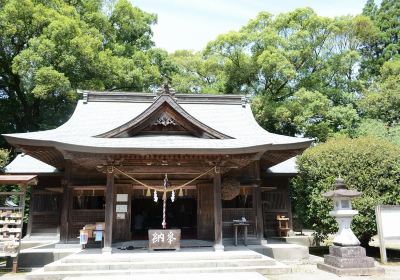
[156,83,176,96]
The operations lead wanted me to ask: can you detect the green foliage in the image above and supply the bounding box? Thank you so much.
[354,119,400,146]
[0,0,169,141]
[170,50,226,93]
[292,136,400,244]
[360,0,400,80]
[359,59,400,126]
[170,8,374,141]
[0,149,9,170]
[253,88,359,141]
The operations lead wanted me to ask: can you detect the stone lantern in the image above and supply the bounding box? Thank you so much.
[317,178,384,276]
[324,177,361,246]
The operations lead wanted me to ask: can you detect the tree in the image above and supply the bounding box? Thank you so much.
[354,118,400,146]
[170,50,227,94]
[0,0,170,143]
[205,30,258,94]
[360,0,400,80]
[292,136,400,244]
[362,0,378,19]
[252,88,359,141]
[194,8,372,141]
[358,59,400,126]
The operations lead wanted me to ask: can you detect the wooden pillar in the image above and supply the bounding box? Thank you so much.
[26,188,34,237]
[252,160,265,244]
[213,168,224,251]
[286,177,294,232]
[60,159,72,243]
[103,166,115,254]
[12,184,27,273]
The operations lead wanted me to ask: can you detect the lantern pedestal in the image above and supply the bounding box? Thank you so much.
[318,246,384,276]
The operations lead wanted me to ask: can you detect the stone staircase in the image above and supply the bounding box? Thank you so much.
[27,249,291,280]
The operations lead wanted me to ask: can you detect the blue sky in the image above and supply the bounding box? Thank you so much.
[131,0,369,52]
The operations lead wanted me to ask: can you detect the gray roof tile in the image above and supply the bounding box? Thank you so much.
[3,93,313,153]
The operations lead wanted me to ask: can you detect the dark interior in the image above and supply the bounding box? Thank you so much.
[131,197,197,239]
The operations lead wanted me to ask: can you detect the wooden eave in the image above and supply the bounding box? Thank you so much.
[18,145,65,170]
[95,94,233,139]
[261,148,306,168]
[0,175,38,186]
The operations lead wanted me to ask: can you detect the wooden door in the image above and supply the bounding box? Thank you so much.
[197,184,214,240]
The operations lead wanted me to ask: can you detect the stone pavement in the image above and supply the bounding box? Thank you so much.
[0,264,399,280]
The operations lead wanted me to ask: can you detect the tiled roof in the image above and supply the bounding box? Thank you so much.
[266,157,298,174]
[5,154,58,174]
[3,92,312,154]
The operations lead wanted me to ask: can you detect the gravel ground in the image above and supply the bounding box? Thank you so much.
[269,263,400,280]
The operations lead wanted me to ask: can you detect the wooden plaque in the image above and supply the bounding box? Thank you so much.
[148,229,181,250]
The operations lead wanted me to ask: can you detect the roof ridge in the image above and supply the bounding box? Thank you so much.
[78,90,247,105]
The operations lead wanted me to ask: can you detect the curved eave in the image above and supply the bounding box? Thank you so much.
[3,134,313,155]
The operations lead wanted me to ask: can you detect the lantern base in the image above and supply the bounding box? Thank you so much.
[318,246,384,276]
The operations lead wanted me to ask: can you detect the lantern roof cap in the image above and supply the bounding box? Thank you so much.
[322,177,362,198]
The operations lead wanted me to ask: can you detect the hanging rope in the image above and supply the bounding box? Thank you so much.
[113,166,216,192]
[162,174,169,229]
[162,196,167,229]
[113,166,216,230]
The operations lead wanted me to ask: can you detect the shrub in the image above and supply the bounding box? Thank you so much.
[292,136,400,245]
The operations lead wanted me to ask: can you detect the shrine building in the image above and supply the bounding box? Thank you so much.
[2,88,312,252]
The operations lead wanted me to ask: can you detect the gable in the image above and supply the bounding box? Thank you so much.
[96,94,233,139]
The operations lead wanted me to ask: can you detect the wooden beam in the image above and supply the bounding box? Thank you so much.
[114,179,210,185]
[116,166,217,174]
[60,160,72,243]
[252,160,264,243]
[103,167,115,253]
[115,184,198,190]
[213,168,224,251]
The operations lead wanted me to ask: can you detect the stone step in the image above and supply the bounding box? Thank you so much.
[45,257,276,271]
[61,251,263,263]
[28,264,291,280]
[249,244,309,262]
[64,272,268,280]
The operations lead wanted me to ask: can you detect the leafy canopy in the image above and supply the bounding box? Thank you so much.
[171,8,373,142]
[0,0,173,141]
[359,59,400,126]
[360,0,400,80]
